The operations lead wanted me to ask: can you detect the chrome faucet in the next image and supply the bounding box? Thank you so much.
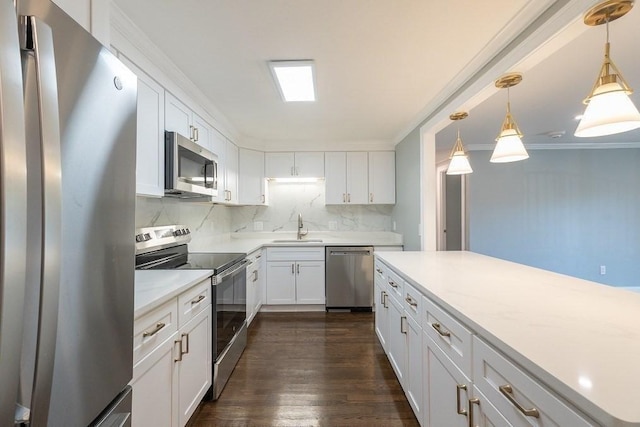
[297,213,308,240]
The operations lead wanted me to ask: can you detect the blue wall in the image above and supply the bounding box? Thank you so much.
[393,128,422,250]
[468,148,640,287]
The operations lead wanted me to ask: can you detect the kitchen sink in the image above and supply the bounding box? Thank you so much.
[272,239,324,243]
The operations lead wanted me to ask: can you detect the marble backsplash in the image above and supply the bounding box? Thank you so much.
[136,181,393,244]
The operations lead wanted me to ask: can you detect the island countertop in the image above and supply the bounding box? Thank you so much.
[375,250,640,427]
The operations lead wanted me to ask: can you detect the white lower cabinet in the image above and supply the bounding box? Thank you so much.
[265,247,325,306]
[246,249,264,325]
[374,258,596,427]
[132,278,212,427]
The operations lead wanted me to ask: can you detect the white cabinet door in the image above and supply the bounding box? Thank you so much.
[192,113,212,152]
[325,152,347,204]
[176,306,212,427]
[266,262,296,304]
[346,152,368,204]
[246,260,257,326]
[374,279,389,351]
[423,333,470,427]
[223,140,239,204]
[295,152,324,177]
[405,314,423,421]
[471,386,512,427]
[120,57,165,198]
[238,148,266,205]
[387,294,406,386]
[368,151,395,204]
[296,261,325,304]
[265,152,295,178]
[165,92,192,139]
[256,251,265,312]
[131,331,177,427]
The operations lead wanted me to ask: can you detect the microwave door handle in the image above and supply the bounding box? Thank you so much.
[213,160,218,190]
[19,16,63,426]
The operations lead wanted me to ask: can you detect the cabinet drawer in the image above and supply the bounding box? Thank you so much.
[178,278,211,327]
[386,268,404,303]
[267,246,325,261]
[374,260,387,285]
[473,337,593,427]
[134,299,179,365]
[403,281,422,323]
[422,296,472,377]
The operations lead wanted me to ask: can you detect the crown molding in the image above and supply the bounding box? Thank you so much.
[109,3,240,142]
[466,141,640,151]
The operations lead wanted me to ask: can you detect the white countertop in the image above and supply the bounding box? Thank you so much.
[189,231,403,254]
[375,250,640,427]
[134,269,213,318]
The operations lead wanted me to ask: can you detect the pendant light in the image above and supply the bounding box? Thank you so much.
[491,73,529,163]
[446,112,473,175]
[575,0,640,137]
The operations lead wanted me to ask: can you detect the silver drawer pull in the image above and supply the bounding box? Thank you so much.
[388,280,398,288]
[142,322,166,338]
[499,385,540,418]
[468,398,480,427]
[432,322,451,338]
[405,295,418,307]
[456,384,467,416]
[182,333,189,355]
[376,267,383,274]
[174,339,183,362]
[191,294,206,305]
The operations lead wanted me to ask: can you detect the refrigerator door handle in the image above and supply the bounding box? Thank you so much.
[0,2,28,425]
[19,15,63,426]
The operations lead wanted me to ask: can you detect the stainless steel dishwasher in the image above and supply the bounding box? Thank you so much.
[325,246,374,311]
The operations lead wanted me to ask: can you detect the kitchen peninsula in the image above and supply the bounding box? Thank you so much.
[375,250,640,426]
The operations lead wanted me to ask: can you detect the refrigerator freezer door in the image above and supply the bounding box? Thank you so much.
[0,1,28,425]
[17,0,138,425]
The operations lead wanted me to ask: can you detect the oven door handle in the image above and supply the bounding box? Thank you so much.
[215,259,250,281]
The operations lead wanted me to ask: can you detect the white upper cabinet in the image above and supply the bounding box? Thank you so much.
[223,140,239,204]
[325,152,368,204]
[165,92,192,139]
[265,152,324,178]
[238,148,266,205]
[164,92,213,152]
[120,56,164,198]
[368,151,395,204]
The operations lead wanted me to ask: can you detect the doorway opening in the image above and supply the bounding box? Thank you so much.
[436,163,467,251]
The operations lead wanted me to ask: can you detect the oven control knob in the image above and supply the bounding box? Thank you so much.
[185,228,190,234]
[174,230,182,236]
[135,234,143,242]
[181,228,188,235]
[144,233,152,241]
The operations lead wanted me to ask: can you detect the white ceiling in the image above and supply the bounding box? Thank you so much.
[112,0,551,149]
[435,3,640,156]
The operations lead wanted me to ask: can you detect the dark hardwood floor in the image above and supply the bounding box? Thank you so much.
[189,312,419,427]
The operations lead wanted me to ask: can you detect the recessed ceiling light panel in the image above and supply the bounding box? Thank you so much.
[269,60,316,102]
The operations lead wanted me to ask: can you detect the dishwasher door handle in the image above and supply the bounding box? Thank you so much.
[329,251,372,256]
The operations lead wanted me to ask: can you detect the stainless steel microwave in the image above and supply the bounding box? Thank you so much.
[165,131,218,198]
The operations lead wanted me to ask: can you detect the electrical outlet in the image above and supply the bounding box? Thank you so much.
[328,221,337,231]
[600,265,606,275]
[253,221,263,231]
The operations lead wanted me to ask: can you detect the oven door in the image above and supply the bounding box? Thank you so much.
[215,261,247,359]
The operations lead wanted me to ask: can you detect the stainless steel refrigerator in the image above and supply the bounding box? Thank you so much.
[0,0,137,425]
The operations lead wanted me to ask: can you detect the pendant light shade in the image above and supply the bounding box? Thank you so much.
[491,73,529,163]
[446,112,473,175]
[575,0,640,137]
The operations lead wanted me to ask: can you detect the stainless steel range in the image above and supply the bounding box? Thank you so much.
[135,225,247,400]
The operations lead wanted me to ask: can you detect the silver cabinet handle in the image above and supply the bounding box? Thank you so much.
[296,264,300,275]
[432,322,451,338]
[342,193,346,203]
[405,295,418,307]
[380,290,385,305]
[291,263,295,274]
[194,127,199,142]
[261,194,265,203]
[400,316,407,334]
[499,385,540,418]
[370,193,373,203]
[456,384,468,416]
[21,18,63,423]
[290,166,294,176]
[383,292,388,308]
[388,280,398,288]
[376,267,382,274]
[191,294,205,305]
[468,398,480,427]
[252,270,258,282]
[181,333,189,355]
[347,193,351,202]
[174,339,183,362]
[189,125,195,141]
[142,322,166,338]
